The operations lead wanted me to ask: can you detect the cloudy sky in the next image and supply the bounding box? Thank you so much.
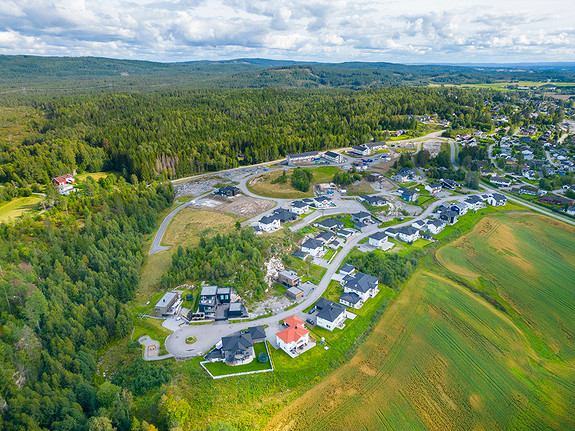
[0,0,573,63]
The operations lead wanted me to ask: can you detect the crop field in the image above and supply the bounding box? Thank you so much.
[265,213,575,430]
[0,195,41,222]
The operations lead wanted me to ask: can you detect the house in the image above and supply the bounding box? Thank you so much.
[425,183,442,195]
[286,151,319,164]
[316,230,336,244]
[198,286,218,317]
[315,299,348,331]
[367,173,383,183]
[342,272,379,302]
[440,178,458,190]
[352,211,372,224]
[464,195,486,210]
[364,141,387,152]
[324,151,344,163]
[368,232,391,249]
[398,187,419,202]
[258,215,281,233]
[337,229,355,239]
[247,326,267,343]
[450,202,469,216]
[518,185,542,196]
[215,185,241,197]
[339,292,363,309]
[154,291,182,318]
[58,183,75,195]
[313,196,334,209]
[411,219,427,231]
[538,196,574,206]
[276,315,310,357]
[315,218,344,231]
[277,270,300,287]
[339,263,355,276]
[490,176,512,187]
[384,227,400,238]
[220,333,254,365]
[439,209,459,225]
[228,302,247,318]
[359,195,388,206]
[217,287,231,304]
[286,286,304,299]
[351,145,371,156]
[354,221,368,231]
[487,193,507,206]
[52,174,75,186]
[272,208,298,223]
[392,168,420,182]
[292,250,309,260]
[301,238,324,257]
[566,205,575,215]
[291,201,309,215]
[426,219,446,235]
[398,226,420,243]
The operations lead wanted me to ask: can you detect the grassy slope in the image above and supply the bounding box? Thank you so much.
[0,195,41,222]
[247,167,341,199]
[265,213,575,430]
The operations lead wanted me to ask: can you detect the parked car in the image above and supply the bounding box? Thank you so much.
[306,318,315,325]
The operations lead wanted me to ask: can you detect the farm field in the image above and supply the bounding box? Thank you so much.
[0,195,41,222]
[265,213,575,431]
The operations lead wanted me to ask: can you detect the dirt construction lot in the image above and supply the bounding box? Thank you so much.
[212,195,275,219]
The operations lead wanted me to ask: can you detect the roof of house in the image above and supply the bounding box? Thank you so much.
[302,238,324,250]
[315,297,332,310]
[316,231,335,242]
[292,250,309,259]
[421,233,434,240]
[353,211,371,220]
[491,192,507,201]
[428,183,442,188]
[284,315,305,327]
[288,151,319,159]
[325,151,340,158]
[201,286,218,296]
[316,218,344,229]
[384,227,399,235]
[465,195,482,204]
[217,287,231,295]
[354,221,367,229]
[259,215,278,225]
[247,325,266,341]
[229,302,244,312]
[315,196,332,203]
[221,333,253,353]
[339,263,355,273]
[286,286,303,296]
[317,300,347,323]
[340,292,362,305]
[399,226,419,236]
[401,189,418,197]
[292,200,308,208]
[344,272,379,294]
[156,291,179,307]
[276,325,309,344]
[441,209,459,218]
[369,232,388,241]
[278,270,299,280]
[352,145,369,151]
[428,219,446,228]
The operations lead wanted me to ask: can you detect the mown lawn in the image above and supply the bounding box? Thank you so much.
[203,343,272,377]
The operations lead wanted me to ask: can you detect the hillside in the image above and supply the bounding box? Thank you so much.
[2,55,575,95]
[265,213,575,430]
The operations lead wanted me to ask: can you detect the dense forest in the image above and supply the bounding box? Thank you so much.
[0,176,174,430]
[1,87,513,184]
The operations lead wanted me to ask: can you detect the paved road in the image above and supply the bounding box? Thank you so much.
[450,140,459,170]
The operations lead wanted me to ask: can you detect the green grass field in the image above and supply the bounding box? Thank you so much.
[0,195,41,222]
[266,213,575,430]
[246,166,341,199]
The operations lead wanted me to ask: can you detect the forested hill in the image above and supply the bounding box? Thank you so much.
[1,55,575,94]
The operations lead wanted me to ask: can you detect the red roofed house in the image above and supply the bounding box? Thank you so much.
[52,174,75,186]
[276,315,311,358]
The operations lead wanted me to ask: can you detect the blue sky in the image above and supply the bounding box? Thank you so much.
[0,0,572,63]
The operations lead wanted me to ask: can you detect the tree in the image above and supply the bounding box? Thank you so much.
[235,221,241,230]
[465,171,480,189]
[88,417,116,431]
[25,289,48,330]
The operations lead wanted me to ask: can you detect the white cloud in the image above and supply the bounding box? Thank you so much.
[0,0,573,62]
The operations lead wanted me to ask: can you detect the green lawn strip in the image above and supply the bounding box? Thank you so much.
[323,248,336,261]
[202,343,272,377]
[287,258,326,284]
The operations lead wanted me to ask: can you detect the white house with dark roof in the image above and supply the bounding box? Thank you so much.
[316,230,336,244]
[301,238,324,257]
[464,195,486,210]
[359,195,388,207]
[352,211,372,224]
[342,272,379,303]
[291,200,309,215]
[258,215,281,233]
[426,219,447,235]
[398,226,420,243]
[350,145,371,156]
[315,218,345,231]
[368,232,392,250]
[384,227,400,238]
[286,151,319,164]
[339,292,363,309]
[315,299,348,331]
[324,151,344,163]
[313,196,334,209]
[487,193,507,206]
[425,183,442,195]
[339,263,355,276]
[490,176,511,187]
[450,202,469,216]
